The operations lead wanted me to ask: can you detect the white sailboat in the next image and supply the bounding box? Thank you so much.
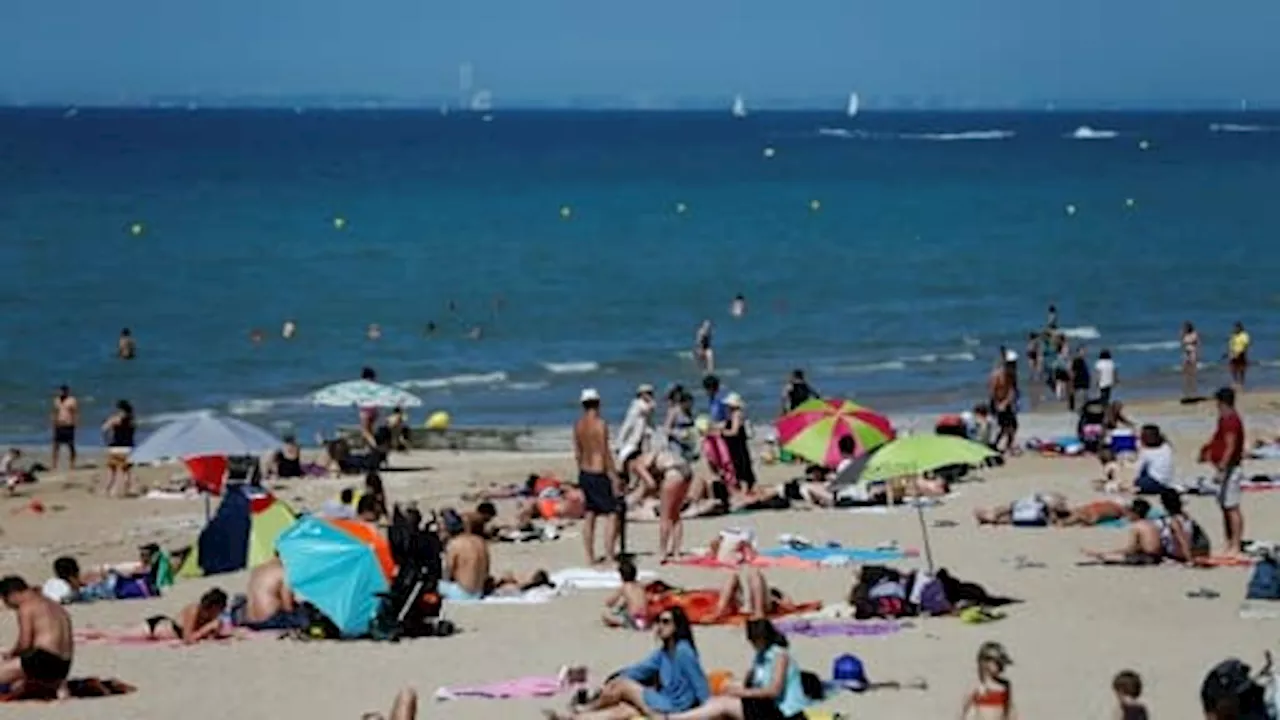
[731,94,747,118]
[846,92,860,118]
[469,89,492,112]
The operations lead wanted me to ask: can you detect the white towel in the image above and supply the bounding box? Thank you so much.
[448,587,562,605]
[549,567,658,590]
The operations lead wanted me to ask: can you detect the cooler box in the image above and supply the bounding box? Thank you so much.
[1110,430,1137,453]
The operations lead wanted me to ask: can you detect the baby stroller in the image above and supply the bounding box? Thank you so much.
[370,505,455,640]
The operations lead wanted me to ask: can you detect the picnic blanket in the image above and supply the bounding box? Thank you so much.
[772,618,904,638]
[646,586,821,625]
[433,675,574,701]
[0,678,136,702]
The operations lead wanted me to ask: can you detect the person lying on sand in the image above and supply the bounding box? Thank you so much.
[146,588,229,644]
[440,514,550,601]
[361,687,417,720]
[975,493,1138,527]
[711,568,792,621]
[601,558,650,630]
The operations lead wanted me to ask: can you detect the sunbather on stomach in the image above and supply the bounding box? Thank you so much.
[146,588,229,644]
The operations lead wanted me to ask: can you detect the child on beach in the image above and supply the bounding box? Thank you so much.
[601,558,649,630]
[146,588,229,644]
[1111,670,1148,720]
[960,641,1016,719]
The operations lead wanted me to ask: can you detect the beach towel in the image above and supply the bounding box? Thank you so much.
[667,552,819,570]
[772,618,904,638]
[433,675,571,701]
[446,587,562,605]
[1250,445,1280,460]
[760,546,919,564]
[647,587,821,625]
[550,567,658,590]
[73,626,268,647]
[0,678,136,702]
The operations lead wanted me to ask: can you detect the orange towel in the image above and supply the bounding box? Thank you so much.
[646,588,822,625]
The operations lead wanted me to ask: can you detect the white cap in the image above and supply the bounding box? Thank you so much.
[636,383,655,396]
[1004,350,1018,362]
[724,392,744,408]
[579,388,601,403]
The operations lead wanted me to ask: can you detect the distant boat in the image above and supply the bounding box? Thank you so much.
[469,89,493,113]
[846,92,860,118]
[62,107,79,119]
[731,94,747,118]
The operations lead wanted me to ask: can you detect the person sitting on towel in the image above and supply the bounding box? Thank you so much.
[235,556,307,630]
[0,575,74,699]
[439,514,550,601]
[711,569,792,621]
[1081,498,1189,565]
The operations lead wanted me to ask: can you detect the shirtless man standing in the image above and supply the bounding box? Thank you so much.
[241,557,303,629]
[574,388,622,565]
[117,328,137,360]
[988,362,1017,453]
[51,385,78,471]
[0,576,74,698]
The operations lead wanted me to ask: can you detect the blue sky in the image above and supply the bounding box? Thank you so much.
[2,1,1278,106]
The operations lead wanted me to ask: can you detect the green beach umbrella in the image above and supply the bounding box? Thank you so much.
[858,434,997,483]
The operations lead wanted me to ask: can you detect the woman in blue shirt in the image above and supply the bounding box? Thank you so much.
[667,619,810,720]
[550,607,709,719]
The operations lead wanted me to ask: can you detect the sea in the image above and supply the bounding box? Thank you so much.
[2,108,1280,448]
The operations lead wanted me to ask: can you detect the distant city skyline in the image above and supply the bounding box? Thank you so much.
[2,1,1278,108]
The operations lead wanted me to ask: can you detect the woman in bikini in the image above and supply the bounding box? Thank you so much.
[146,588,229,644]
[961,642,1017,719]
[630,449,694,562]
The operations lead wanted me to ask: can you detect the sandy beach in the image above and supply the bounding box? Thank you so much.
[4,390,1280,718]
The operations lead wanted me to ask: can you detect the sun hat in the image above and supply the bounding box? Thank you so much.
[831,653,868,691]
[579,388,601,403]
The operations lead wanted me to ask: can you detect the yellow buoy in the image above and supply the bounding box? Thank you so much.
[1065,204,1077,216]
[129,222,144,236]
[675,202,687,214]
[425,411,451,430]
[332,216,346,230]
[809,199,821,212]
[763,147,776,158]
[559,205,572,219]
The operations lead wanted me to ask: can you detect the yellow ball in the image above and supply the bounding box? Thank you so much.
[425,411,451,430]
[694,415,711,434]
[559,206,572,219]
[332,217,346,230]
[809,199,821,211]
[129,223,144,236]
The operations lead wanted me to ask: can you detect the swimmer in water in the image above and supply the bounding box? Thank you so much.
[424,321,437,336]
[730,294,746,318]
[250,329,265,345]
[282,320,296,339]
[117,328,136,360]
[468,326,483,341]
[367,324,381,341]
[694,319,714,373]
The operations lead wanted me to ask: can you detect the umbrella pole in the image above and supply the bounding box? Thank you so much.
[912,476,935,574]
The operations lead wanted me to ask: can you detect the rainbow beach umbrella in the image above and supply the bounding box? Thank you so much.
[775,398,895,468]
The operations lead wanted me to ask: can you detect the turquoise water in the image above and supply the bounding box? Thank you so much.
[2,108,1279,443]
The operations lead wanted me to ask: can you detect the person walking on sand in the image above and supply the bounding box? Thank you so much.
[961,641,1017,720]
[50,385,78,471]
[574,389,622,565]
[1227,321,1250,391]
[1095,349,1117,407]
[988,361,1017,454]
[1200,387,1246,558]
[0,575,74,699]
[694,320,715,373]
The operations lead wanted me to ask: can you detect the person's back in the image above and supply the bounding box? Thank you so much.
[574,412,607,474]
[25,591,73,662]
[444,532,490,596]
[244,558,288,624]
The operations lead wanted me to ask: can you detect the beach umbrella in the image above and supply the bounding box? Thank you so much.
[310,379,423,409]
[775,398,895,468]
[855,434,998,573]
[276,516,395,637]
[129,412,281,464]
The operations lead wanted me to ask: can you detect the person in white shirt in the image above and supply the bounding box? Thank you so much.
[1126,425,1175,495]
[615,384,656,468]
[1095,349,1117,406]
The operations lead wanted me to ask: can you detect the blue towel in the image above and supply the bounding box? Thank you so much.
[760,546,910,563]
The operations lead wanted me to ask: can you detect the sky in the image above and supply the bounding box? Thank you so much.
[2,1,1278,107]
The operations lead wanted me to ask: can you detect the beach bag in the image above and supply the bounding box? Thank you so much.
[917,576,953,616]
[1011,496,1048,527]
[113,576,157,600]
[1247,557,1280,601]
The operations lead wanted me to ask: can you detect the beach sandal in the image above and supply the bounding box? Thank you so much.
[1187,587,1221,599]
[932,520,958,528]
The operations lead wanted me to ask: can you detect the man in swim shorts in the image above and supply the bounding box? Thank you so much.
[574,388,622,565]
[50,385,78,471]
[0,575,74,698]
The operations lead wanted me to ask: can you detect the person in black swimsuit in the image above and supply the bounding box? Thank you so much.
[780,369,819,415]
[271,435,305,478]
[694,320,715,373]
